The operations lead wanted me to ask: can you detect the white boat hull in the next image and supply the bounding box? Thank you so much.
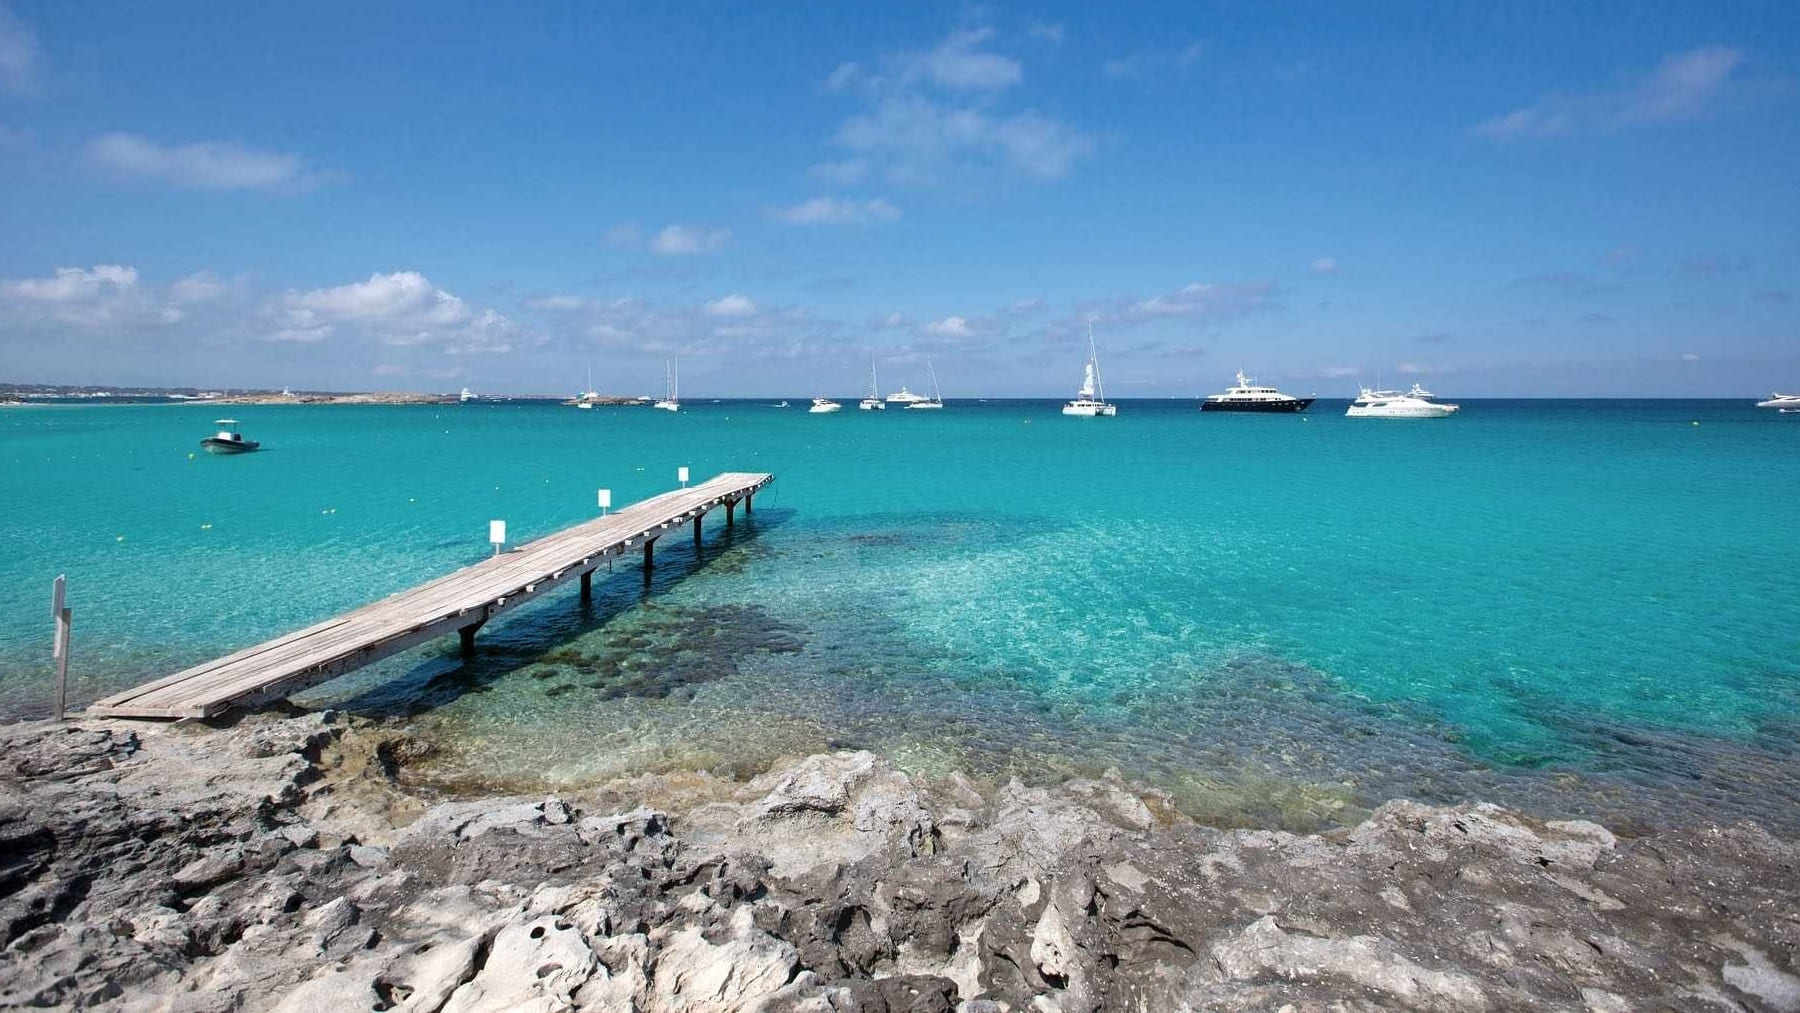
[653,401,679,412]
[907,401,943,410]
[1756,394,1800,409]
[859,399,885,410]
[809,403,842,413]
[1346,402,1459,418]
[1062,401,1117,417]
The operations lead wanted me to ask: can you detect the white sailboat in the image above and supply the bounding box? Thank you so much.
[1062,324,1117,417]
[654,359,680,412]
[908,358,945,409]
[575,366,598,408]
[860,359,885,410]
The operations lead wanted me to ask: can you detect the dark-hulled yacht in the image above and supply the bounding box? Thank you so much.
[1199,371,1315,413]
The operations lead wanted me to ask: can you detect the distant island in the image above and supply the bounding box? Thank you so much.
[0,382,644,406]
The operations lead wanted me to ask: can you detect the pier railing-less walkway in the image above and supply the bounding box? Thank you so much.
[88,471,773,720]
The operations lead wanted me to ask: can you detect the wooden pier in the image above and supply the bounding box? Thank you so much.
[88,472,773,720]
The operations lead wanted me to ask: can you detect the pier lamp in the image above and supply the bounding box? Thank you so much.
[489,519,506,556]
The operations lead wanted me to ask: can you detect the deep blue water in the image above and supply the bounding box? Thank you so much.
[2,398,1796,830]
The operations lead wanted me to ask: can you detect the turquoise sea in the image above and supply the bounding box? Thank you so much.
[2,399,1797,832]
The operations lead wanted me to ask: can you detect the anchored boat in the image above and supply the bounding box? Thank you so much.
[200,419,260,454]
[1062,324,1117,417]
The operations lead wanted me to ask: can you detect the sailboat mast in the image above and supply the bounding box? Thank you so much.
[1088,322,1105,404]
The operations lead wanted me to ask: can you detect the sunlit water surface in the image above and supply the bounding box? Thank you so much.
[3,399,1796,831]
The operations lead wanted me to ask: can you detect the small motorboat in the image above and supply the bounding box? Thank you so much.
[201,419,260,453]
[809,397,843,413]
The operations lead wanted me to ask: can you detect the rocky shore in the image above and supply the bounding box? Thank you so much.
[3,713,1797,1012]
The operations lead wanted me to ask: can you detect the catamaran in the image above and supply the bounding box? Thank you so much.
[908,358,944,409]
[574,366,598,408]
[860,359,885,410]
[654,359,680,412]
[1062,324,1117,417]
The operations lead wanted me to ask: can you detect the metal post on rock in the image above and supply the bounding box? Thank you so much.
[489,520,506,557]
[51,575,72,722]
[678,466,689,489]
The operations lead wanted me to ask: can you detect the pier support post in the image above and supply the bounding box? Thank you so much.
[643,538,656,585]
[693,515,702,550]
[746,493,754,515]
[458,620,485,657]
[580,569,592,602]
[726,501,735,529]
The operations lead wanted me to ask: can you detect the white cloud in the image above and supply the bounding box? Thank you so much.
[1473,46,1743,141]
[1027,22,1065,46]
[901,28,1022,92]
[1130,281,1272,322]
[0,2,39,95]
[1309,257,1339,275]
[275,271,524,353]
[825,61,863,92]
[705,294,758,317]
[925,315,975,337]
[170,271,230,303]
[649,224,731,256]
[822,27,1092,186]
[3,264,138,302]
[770,196,901,225]
[1680,352,1702,362]
[836,94,1093,183]
[84,132,338,192]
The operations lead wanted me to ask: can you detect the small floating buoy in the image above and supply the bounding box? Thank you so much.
[1692,420,1700,426]
[201,523,213,530]
[188,452,195,460]
[116,535,125,542]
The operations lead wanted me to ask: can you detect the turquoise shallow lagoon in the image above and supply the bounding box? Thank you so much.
[3,399,1797,830]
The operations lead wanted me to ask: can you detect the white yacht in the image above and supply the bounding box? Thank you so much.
[654,359,680,412]
[860,360,885,410]
[1755,392,1800,412]
[1200,371,1314,413]
[885,386,928,406]
[459,387,477,403]
[1062,324,1117,417]
[809,397,843,413]
[1406,382,1437,401]
[1345,387,1459,418]
[908,358,945,409]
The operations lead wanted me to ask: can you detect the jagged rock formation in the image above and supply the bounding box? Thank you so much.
[2,714,1797,1012]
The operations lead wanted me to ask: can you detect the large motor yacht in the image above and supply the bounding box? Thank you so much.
[1756,392,1800,412]
[1199,371,1314,413]
[1345,387,1459,418]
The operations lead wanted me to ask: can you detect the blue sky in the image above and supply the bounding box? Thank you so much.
[1,2,1795,396]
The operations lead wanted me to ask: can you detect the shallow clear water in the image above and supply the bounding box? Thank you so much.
[3,399,1796,831]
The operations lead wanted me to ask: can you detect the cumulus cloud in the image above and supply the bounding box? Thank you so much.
[925,315,975,337]
[821,27,1093,186]
[769,196,901,225]
[84,132,339,192]
[275,271,522,353]
[3,264,138,302]
[0,2,40,95]
[1473,45,1743,141]
[704,294,758,317]
[649,224,731,255]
